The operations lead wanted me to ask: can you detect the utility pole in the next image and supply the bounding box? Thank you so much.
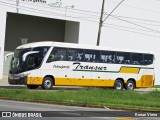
[96,0,125,46]
[16,0,19,13]
[97,0,105,46]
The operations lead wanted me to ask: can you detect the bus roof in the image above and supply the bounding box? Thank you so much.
[17,41,54,49]
[16,41,154,54]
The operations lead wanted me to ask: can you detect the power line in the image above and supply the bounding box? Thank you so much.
[97,0,125,46]
[103,25,160,38]
[117,20,160,27]
[103,0,125,22]
[1,0,159,31]
[5,0,101,16]
[0,1,160,38]
[106,16,160,27]
[17,2,160,34]
[111,15,160,33]
[110,14,160,24]
[104,23,160,33]
[3,0,160,24]
[0,1,100,23]
[8,0,160,16]
[0,1,159,35]
[108,0,160,15]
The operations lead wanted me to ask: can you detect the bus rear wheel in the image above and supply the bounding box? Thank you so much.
[27,85,39,89]
[42,77,53,90]
[114,80,124,90]
[126,80,135,90]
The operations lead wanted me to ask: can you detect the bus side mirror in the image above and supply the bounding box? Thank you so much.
[5,52,14,61]
[22,51,39,62]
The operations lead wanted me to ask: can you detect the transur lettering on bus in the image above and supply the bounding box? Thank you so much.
[73,62,107,71]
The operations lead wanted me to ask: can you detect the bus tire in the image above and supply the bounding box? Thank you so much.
[27,85,39,89]
[114,80,124,90]
[126,80,135,90]
[42,77,53,90]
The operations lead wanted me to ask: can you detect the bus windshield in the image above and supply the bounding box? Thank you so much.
[9,46,50,74]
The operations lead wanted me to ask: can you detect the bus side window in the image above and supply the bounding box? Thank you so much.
[47,47,67,62]
[132,53,143,65]
[116,52,131,64]
[67,49,84,61]
[84,50,91,62]
[55,48,66,61]
[76,50,84,61]
[100,51,116,63]
[47,48,58,62]
[67,49,76,61]
[67,49,74,61]
[93,51,100,62]
[144,54,153,65]
[84,50,100,62]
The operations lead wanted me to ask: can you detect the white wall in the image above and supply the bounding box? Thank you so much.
[64,21,79,43]
[0,10,7,79]
[78,20,99,45]
[0,1,16,79]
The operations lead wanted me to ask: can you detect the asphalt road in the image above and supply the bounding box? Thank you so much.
[0,100,159,120]
[0,99,114,120]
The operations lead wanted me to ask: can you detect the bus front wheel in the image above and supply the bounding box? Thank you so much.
[114,80,124,90]
[126,80,135,90]
[42,77,53,90]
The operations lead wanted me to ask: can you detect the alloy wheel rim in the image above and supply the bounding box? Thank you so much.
[44,80,51,88]
[116,82,122,90]
[128,83,133,90]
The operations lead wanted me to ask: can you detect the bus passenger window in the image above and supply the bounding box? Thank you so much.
[100,51,116,63]
[116,52,131,64]
[67,49,84,61]
[84,50,92,62]
[77,50,84,61]
[47,47,66,62]
[84,50,100,62]
[132,53,143,65]
[93,51,100,62]
[67,49,74,61]
[77,51,84,61]
[55,48,66,61]
[144,54,153,65]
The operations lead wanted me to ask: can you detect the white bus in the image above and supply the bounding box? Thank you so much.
[8,41,155,90]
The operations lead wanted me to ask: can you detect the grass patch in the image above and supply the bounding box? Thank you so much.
[0,88,160,111]
[154,85,160,88]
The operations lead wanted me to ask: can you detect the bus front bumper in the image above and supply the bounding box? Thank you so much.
[8,74,27,85]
